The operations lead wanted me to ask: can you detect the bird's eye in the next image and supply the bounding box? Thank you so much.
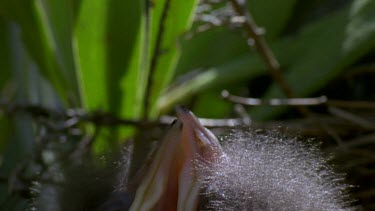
[169,119,183,130]
[170,119,178,125]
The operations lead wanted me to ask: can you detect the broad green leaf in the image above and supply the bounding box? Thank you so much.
[176,27,249,74]
[74,0,145,116]
[251,1,375,120]
[35,0,80,104]
[247,0,297,39]
[343,0,375,62]
[158,28,252,115]
[192,89,233,118]
[158,54,265,113]
[165,0,297,114]
[113,1,147,120]
[160,40,300,115]
[0,0,77,105]
[149,0,200,117]
[74,0,146,152]
[173,0,296,78]
[74,1,109,110]
[73,1,112,153]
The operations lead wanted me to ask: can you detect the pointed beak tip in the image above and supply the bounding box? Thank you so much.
[175,105,190,115]
[175,105,197,123]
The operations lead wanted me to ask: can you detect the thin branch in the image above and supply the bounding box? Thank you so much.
[222,90,328,106]
[221,90,375,144]
[327,100,375,109]
[0,101,161,130]
[222,90,375,109]
[0,101,244,129]
[160,115,249,127]
[233,104,251,125]
[228,0,287,94]
[228,0,310,116]
[332,132,375,151]
[83,111,162,128]
[328,107,375,130]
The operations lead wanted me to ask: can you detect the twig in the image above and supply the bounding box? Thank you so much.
[222,90,375,109]
[222,90,328,106]
[0,101,161,130]
[221,90,375,144]
[160,115,249,127]
[0,101,245,129]
[228,0,289,95]
[228,0,310,116]
[0,101,53,117]
[327,100,375,109]
[328,107,375,130]
[83,111,162,128]
[234,104,251,125]
[333,132,375,150]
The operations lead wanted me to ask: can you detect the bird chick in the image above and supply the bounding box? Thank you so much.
[128,106,355,210]
[32,107,356,211]
[198,130,355,210]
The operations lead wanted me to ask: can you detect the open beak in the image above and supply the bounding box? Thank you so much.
[129,106,223,211]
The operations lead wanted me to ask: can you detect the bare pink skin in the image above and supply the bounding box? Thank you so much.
[129,106,223,211]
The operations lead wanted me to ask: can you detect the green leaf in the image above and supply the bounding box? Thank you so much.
[342,0,375,62]
[149,0,200,117]
[164,0,297,114]
[251,1,375,120]
[74,1,109,110]
[74,0,146,116]
[247,0,297,39]
[176,27,249,74]
[158,54,265,113]
[192,89,233,118]
[0,0,79,105]
[74,0,147,152]
[159,26,258,114]
[112,1,147,120]
[34,0,81,103]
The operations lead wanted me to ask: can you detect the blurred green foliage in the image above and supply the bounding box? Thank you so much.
[1,0,375,210]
